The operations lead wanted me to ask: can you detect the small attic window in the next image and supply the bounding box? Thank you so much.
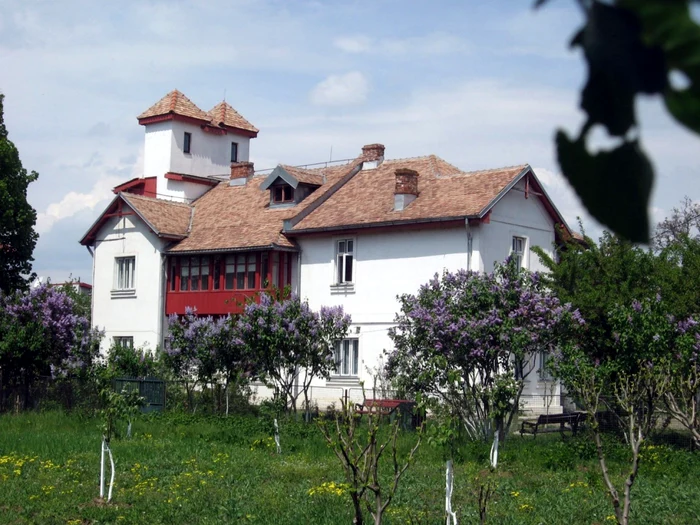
[273,185,294,203]
[183,132,192,154]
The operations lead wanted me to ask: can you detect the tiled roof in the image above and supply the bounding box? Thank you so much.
[208,101,258,133]
[137,90,212,122]
[169,161,359,253]
[280,165,326,186]
[290,157,529,231]
[121,193,192,238]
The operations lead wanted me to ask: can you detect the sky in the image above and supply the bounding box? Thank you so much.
[1,0,699,284]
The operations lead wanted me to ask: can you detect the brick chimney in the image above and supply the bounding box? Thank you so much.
[394,168,418,211]
[230,161,254,186]
[361,143,385,170]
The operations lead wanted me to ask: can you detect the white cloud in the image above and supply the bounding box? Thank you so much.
[309,71,369,106]
[334,35,373,53]
[36,176,122,235]
[333,32,470,57]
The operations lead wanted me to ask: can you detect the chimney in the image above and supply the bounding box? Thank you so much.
[230,161,254,186]
[361,143,385,170]
[394,168,418,211]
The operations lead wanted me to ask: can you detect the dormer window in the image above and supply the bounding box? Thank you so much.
[273,185,294,203]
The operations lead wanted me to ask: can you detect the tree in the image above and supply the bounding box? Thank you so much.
[551,296,676,525]
[0,283,102,409]
[537,0,700,243]
[0,94,39,294]
[237,294,351,413]
[385,260,580,442]
[654,196,700,250]
[165,308,244,413]
[533,230,660,362]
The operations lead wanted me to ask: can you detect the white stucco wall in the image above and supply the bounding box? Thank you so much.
[143,122,172,181]
[298,225,471,395]
[296,183,561,411]
[91,208,166,354]
[142,119,251,202]
[478,180,555,273]
[169,120,250,177]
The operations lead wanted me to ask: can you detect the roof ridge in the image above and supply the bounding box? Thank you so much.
[121,193,193,208]
[461,163,528,175]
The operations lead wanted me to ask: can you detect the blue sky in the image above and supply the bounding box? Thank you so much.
[1,0,699,283]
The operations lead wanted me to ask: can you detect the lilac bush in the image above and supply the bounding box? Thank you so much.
[0,283,103,403]
[386,259,580,440]
[237,294,351,413]
[165,307,243,412]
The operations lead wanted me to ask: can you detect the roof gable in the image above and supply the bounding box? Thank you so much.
[80,193,193,245]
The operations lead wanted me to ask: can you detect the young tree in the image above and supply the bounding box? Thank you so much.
[0,94,39,294]
[386,259,580,442]
[552,296,671,525]
[237,294,350,413]
[317,389,423,525]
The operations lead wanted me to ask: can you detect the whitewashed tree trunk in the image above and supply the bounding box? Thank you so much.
[490,431,499,468]
[106,443,115,502]
[99,438,105,499]
[274,418,281,454]
[445,459,457,525]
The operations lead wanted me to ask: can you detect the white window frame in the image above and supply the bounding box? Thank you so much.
[113,336,134,349]
[333,338,360,377]
[113,256,136,296]
[511,235,526,269]
[335,238,355,285]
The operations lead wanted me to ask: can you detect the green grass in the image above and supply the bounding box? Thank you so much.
[1,411,699,524]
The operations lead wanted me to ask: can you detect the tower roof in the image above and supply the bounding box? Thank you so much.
[208,101,258,133]
[137,89,212,123]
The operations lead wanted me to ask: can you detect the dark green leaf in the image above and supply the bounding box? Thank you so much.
[556,129,653,243]
[574,1,667,136]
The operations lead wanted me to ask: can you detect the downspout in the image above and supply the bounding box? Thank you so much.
[464,219,473,271]
[86,245,96,331]
[158,242,176,354]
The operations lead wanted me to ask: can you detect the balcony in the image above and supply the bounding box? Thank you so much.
[165,250,293,316]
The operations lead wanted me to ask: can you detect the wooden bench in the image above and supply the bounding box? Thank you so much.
[355,399,420,429]
[520,412,586,438]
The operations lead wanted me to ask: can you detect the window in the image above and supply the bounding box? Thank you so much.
[115,256,135,290]
[538,350,552,380]
[334,339,359,376]
[224,253,258,290]
[336,239,354,284]
[113,336,134,349]
[183,132,192,154]
[272,185,294,203]
[231,142,238,162]
[512,236,526,268]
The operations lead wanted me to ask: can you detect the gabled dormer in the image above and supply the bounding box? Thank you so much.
[259,165,323,207]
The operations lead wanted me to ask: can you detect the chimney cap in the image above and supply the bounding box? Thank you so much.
[361,143,385,160]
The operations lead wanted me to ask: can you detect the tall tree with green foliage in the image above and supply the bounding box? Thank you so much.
[0,94,39,294]
[533,231,660,361]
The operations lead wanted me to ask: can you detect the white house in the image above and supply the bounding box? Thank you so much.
[81,90,572,411]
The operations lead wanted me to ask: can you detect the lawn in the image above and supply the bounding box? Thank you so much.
[1,411,699,524]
